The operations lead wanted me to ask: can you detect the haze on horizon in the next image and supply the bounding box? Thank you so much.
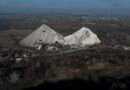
[0,0,130,14]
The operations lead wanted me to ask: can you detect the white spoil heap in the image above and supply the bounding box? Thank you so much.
[64,27,101,47]
[20,24,66,50]
[20,25,101,50]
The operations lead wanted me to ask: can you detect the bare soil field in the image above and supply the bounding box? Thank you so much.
[0,30,33,47]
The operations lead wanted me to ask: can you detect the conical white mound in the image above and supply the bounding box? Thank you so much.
[64,27,101,47]
[20,24,66,48]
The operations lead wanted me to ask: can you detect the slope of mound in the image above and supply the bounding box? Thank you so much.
[20,25,66,49]
[65,27,101,47]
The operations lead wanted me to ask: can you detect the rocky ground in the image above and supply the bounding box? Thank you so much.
[0,46,130,90]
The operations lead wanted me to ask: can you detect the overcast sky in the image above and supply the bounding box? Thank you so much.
[0,0,130,13]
